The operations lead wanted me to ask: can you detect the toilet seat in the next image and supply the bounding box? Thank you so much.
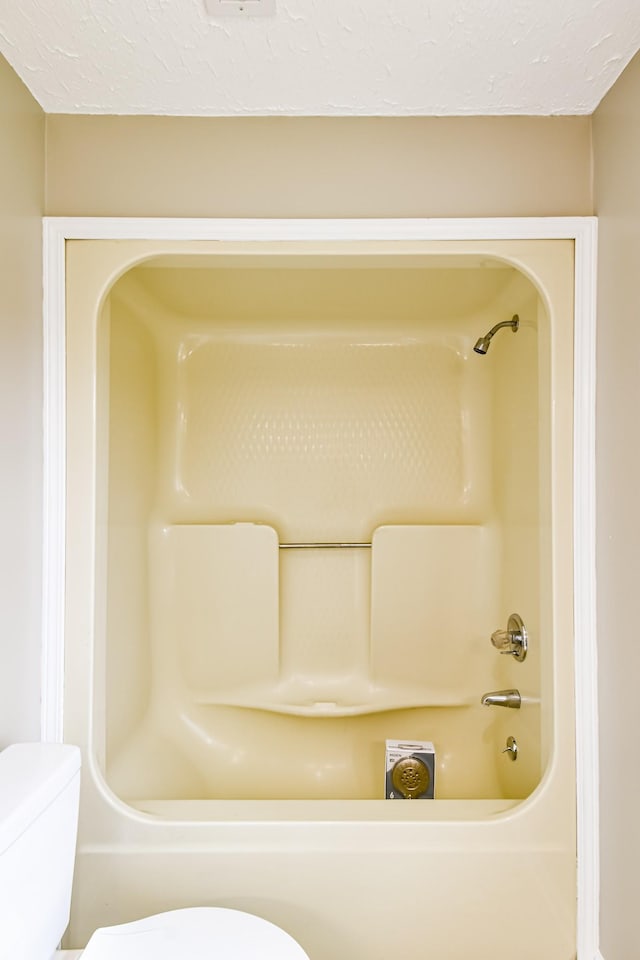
[81,907,310,959]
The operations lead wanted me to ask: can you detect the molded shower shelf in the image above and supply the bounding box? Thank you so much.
[191,686,476,717]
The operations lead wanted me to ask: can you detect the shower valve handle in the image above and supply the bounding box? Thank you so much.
[490,613,528,663]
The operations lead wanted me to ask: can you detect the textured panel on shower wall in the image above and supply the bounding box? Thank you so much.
[149,524,280,693]
[165,338,487,538]
[370,525,499,697]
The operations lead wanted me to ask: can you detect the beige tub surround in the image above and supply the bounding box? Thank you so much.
[60,233,577,960]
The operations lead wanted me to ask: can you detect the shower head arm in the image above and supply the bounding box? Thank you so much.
[473,314,519,355]
[484,316,520,341]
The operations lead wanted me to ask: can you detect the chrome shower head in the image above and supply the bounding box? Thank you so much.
[473,334,491,355]
[473,315,519,355]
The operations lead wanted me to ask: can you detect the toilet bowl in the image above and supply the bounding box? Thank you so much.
[82,906,309,959]
[0,744,309,959]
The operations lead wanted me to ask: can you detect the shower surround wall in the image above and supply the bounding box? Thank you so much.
[63,238,575,959]
[103,258,540,803]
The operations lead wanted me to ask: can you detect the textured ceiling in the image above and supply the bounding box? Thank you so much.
[1,0,639,116]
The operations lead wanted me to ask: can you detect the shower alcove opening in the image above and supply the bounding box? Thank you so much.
[102,249,547,808]
[44,219,598,960]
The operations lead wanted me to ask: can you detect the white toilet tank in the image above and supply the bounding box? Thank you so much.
[0,743,81,959]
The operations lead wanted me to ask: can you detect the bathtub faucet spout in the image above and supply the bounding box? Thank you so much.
[480,689,521,709]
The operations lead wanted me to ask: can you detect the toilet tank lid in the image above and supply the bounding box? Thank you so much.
[0,743,81,855]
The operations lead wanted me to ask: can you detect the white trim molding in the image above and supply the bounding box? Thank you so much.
[41,220,67,745]
[41,216,599,957]
[572,218,601,960]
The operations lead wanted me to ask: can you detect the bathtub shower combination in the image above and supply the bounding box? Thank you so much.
[63,238,576,959]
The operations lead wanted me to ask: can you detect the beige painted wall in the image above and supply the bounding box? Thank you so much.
[45,115,592,218]
[593,49,640,960]
[0,55,45,746]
